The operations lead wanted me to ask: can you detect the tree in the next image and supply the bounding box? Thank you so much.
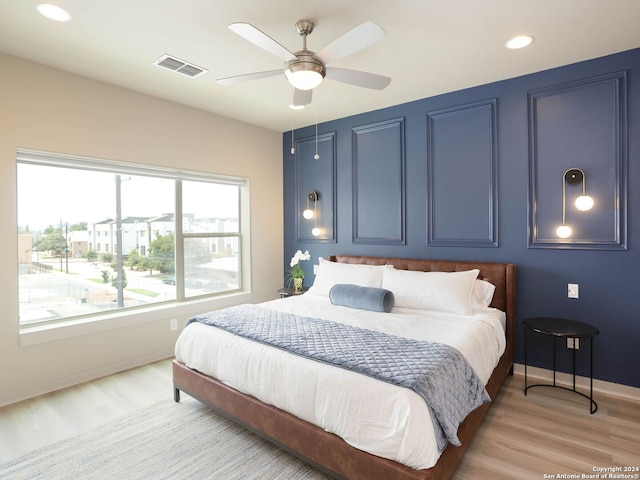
[149,233,175,274]
[38,229,65,256]
[69,222,88,231]
[111,269,128,289]
[101,270,110,283]
[128,249,141,270]
[137,256,153,275]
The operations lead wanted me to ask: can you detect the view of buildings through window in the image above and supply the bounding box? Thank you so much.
[17,154,243,326]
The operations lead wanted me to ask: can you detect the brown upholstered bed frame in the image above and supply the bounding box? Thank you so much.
[173,255,516,480]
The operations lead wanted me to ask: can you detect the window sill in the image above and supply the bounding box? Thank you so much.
[19,291,252,347]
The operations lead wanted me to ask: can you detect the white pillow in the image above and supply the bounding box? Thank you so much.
[381,267,480,315]
[307,258,387,297]
[472,279,496,309]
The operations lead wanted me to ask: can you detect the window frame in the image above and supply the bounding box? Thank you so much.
[17,149,250,334]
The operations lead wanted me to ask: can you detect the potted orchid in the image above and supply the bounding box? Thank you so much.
[287,249,311,293]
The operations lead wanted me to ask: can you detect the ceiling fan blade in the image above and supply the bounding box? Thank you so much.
[228,23,296,62]
[293,88,313,107]
[216,69,282,85]
[315,21,385,64]
[325,67,391,90]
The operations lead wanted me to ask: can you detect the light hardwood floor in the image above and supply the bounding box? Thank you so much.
[0,359,179,463]
[1,359,638,478]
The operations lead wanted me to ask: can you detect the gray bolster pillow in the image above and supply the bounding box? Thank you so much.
[329,283,395,313]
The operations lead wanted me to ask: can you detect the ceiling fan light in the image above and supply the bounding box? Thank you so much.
[286,69,323,90]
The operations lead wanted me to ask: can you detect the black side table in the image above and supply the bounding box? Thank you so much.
[523,317,599,414]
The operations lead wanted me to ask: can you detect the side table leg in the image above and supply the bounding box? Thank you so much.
[590,337,597,414]
[572,337,577,392]
[552,336,557,387]
[524,327,528,394]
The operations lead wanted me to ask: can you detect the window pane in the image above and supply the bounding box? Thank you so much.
[17,164,176,324]
[182,181,239,234]
[184,236,239,298]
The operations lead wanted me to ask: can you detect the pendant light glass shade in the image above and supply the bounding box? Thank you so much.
[575,195,594,211]
[556,225,572,238]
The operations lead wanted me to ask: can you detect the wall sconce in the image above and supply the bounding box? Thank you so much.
[302,191,321,236]
[557,168,594,238]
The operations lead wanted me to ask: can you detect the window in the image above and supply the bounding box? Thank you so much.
[17,150,247,327]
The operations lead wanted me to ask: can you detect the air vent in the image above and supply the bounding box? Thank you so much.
[153,54,208,78]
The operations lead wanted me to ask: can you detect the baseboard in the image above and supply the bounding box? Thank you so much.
[0,349,174,408]
[513,363,640,402]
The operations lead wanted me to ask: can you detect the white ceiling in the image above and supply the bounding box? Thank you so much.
[1,1,639,132]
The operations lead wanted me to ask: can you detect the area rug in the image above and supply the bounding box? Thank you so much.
[0,398,332,480]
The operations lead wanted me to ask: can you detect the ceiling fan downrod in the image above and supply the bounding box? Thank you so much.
[295,20,315,51]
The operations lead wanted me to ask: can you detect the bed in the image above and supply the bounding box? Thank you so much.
[173,255,516,480]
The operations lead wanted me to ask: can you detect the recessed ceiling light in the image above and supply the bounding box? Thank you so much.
[289,104,305,110]
[36,3,72,22]
[505,35,534,50]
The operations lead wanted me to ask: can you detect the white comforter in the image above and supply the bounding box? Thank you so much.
[174,295,506,470]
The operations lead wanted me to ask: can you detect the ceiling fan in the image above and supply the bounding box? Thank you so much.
[217,19,391,107]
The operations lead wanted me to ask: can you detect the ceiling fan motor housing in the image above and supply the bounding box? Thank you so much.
[284,51,326,89]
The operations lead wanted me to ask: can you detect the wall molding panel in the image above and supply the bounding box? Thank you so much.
[426,99,498,247]
[294,132,337,243]
[351,118,406,245]
[528,71,627,250]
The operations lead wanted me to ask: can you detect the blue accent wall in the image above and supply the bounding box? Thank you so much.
[283,48,640,389]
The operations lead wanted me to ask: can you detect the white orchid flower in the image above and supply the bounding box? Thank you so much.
[289,250,311,268]
[289,249,311,267]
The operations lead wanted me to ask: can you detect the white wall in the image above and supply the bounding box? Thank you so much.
[0,53,284,406]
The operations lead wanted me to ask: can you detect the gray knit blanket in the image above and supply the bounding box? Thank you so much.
[186,304,490,452]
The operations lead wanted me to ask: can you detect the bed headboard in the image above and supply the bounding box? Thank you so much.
[328,255,517,359]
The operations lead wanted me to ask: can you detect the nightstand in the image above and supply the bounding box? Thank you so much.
[523,316,599,413]
[278,287,306,298]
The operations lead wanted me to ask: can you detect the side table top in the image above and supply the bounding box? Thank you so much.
[278,287,307,296]
[523,317,599,338]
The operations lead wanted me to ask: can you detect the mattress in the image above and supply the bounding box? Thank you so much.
[174,294,506,470]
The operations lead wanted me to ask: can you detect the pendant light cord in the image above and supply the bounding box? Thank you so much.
[314,89,320,160]
[290,106,296,155]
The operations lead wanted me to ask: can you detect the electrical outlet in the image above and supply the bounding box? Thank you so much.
[170,318,178,331]
[313,264,318,275]
[567,338,580,349]
[568,283,579,299]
